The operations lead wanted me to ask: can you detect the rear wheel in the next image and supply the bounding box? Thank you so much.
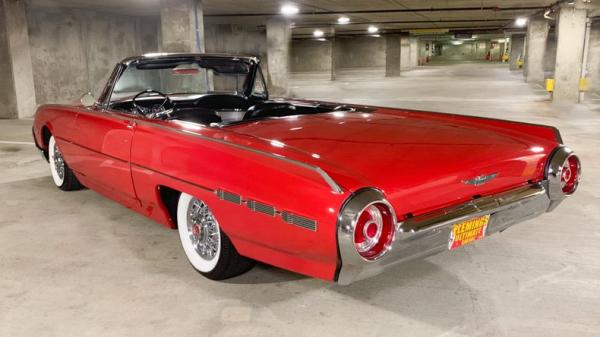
[176,193,254,280]
[48,136,83,191]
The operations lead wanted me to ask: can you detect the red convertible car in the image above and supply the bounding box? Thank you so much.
[33,53,581,284]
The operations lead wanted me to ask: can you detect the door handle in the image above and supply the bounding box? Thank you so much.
[126,120,136,129]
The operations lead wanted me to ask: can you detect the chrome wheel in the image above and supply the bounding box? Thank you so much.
[52,142,65,181]
[48,136,65,187]
[177,192,254,279]
[186,198,220,261]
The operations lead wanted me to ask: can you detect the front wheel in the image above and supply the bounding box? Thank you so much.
[48,136,83,191]
[177,193,254,280]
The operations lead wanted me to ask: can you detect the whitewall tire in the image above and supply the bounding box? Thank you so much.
[48,136,65,187]
[176,192,254,280]
[48,135,82,191]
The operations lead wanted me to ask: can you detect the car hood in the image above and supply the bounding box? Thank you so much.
[223,110,557,216]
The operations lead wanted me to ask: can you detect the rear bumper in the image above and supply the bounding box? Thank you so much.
[336,182,560,285]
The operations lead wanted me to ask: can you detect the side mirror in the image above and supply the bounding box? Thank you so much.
[80,92,96,108]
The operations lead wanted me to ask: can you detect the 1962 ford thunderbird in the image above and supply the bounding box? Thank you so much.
[33,53,581,284]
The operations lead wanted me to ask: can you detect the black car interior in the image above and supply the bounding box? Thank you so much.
[110,92,344,126]
[108,57,352,125]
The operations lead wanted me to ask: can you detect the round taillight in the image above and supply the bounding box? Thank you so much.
[560,154,581,195]
[353,203,395,260]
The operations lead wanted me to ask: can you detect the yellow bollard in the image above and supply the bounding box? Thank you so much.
[579,78,589,91]
[546,79,554,92]
[516,59,524,69]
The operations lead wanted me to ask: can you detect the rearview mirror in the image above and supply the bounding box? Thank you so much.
[80,92,96,108]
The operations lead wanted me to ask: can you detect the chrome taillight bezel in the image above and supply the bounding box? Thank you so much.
[546,146,581,200]
[337,188,398,263]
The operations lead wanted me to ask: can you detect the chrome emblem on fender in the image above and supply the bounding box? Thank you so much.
[463,173,498,186]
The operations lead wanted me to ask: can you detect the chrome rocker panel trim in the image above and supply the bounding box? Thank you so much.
[336,182,559,285]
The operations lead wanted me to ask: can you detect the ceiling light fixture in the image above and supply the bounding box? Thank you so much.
[337,16,350,24]
[280,4,299,16]
[367,25,379,33]
[515,17,528,27]
[313,29,324,37]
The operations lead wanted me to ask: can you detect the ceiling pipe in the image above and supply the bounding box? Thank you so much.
[206,6,549,17]
[291,26,508,38]
[292,19,513,28]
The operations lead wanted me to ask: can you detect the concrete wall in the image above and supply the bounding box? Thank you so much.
[205,23,266,60]
[335,36,385,69]
[439,42,481,60]
[290,39,331,73]
[204,22,268,79]
[0,0,17,118]
[27,7,159,105]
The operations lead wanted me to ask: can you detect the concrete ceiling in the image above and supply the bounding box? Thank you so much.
[27,0,562,35]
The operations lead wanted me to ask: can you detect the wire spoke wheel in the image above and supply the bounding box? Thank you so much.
[187,199,220,261]
[177,192,254,279]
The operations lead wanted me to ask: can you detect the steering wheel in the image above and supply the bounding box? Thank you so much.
[132,90,173,117]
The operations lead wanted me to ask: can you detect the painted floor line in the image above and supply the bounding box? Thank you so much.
[0,141,35,145]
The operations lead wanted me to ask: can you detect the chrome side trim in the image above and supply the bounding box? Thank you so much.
[247,199,276,216]
[282,211,317,231]
[164,125,343,195]
[216,189,242,205]
[336,182,558,285]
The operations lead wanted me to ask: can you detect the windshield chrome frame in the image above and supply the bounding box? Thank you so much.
[99,54,262,110]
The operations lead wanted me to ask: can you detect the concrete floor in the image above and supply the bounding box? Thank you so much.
[1,62,600,337]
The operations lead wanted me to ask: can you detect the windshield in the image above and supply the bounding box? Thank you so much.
[110,58,252,102]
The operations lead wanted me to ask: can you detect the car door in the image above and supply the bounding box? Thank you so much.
[70,106,138,205]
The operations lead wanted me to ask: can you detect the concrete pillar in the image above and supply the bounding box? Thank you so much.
[330,28,339,81]
[509,34,526,70]
[266,17,290,97]
[588,21,600,93]
[385,34,401,77]
[553,3,588,103]
[0,0,36,119]
[525,17,549,83]
[160,0,205,53]
[400,36,411,70]
[409,37,418,68]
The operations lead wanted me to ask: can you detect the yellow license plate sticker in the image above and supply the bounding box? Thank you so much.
[448,215,490,250]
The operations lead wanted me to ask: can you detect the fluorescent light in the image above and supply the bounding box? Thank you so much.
[367,25,378,33]
[313,29,324,37]
[280,4,299,16]
[337,16,350,24]
[316,38,327,41]
[515,17,528,27]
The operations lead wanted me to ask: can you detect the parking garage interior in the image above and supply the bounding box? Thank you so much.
[1,1,599,336]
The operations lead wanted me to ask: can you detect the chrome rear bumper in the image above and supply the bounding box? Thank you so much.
[336,182,559,285]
